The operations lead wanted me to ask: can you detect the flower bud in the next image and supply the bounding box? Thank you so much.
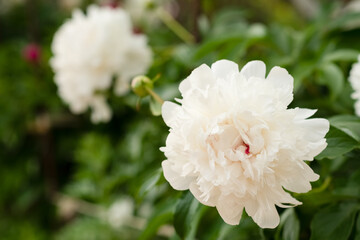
[131,75,153,98]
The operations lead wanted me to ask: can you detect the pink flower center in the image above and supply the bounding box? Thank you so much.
[245,144,250,155]
[206,124,251,159]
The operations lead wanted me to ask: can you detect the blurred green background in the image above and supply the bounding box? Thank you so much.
[2,0,360,239]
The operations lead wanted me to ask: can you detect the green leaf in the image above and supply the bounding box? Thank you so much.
[215,216,265,240]
[185,205,207,240]
[149,96,162,116]
[137,168,162,199]
[174,191,200,239]
[329,115,360,142]
[316,127,359,160]
[291,61,317,92]
[317,63,344,99]
[327,12,360,31]
[276,208,300,240]
[355,213,360,240]
[310,202,359,240]
[193,35,244,60]
[138,199,176,240]
[333,169,360,198]
[323,49,359,62]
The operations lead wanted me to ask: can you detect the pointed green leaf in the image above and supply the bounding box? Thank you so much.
[310,202,359,240]
[317,63,344,99]
[316,127,359,160]
[329,115,360,142]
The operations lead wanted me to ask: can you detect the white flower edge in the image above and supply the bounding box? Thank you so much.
[349,56,360,117]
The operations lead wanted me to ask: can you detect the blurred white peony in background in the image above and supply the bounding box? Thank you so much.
[106,198,134,228]
[50,5,152,123]
[124,0,176,26]
[349,56,360,117]
[161,59,329,228]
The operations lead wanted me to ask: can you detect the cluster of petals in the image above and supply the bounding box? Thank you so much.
[161,59,329,228]
[349,56,360,117]
[50,5,152,123]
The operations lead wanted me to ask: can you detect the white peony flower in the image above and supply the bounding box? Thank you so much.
[349,56,360,116]
[161,60,329,228]
[50,5,152,123]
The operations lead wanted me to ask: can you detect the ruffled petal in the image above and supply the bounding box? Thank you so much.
[240,60,266,80]
[162,101,182,127]
[179,64,214,95]
[252,204,280,229]
[216,194,243,225]
[300,118,330,142]
[211,59,239,79]
[266,66,294,107]
[294,108,317,120]
[189,182,217,207]
[162,160,192,190]
[281,162,319,193]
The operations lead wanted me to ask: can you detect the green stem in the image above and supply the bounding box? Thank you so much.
[311,176,331,193]
[158,8,195,44]
[146,87,164,105]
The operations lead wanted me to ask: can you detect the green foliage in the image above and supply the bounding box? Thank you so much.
[174,191,206,239]
[55,217,120,240]
[2,0,360,239]
[310,202,360,240]
[276,209,300,240]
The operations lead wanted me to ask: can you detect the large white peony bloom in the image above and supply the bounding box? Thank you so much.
[349,56,360,116]
[50,5,152,123]
[161,60,329,228]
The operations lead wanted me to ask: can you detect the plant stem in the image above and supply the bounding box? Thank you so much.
[146,87,164,105]
[158,8,195,44]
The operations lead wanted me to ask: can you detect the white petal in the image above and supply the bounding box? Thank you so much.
[216,194,243,225]
[240,60,266,79]
[211,59,239,79]
[189,182,217,207]
[244,198,258,217]
[162,101,181,127]
[179,64,213,95]
[252,204,280,229]
[282,176,312,193]
[162,160,192,190]
[282,163,319,193]
[266,66,294,106]
[301,118,330,142]
[114,76,130,96]
[294,108,317,120]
